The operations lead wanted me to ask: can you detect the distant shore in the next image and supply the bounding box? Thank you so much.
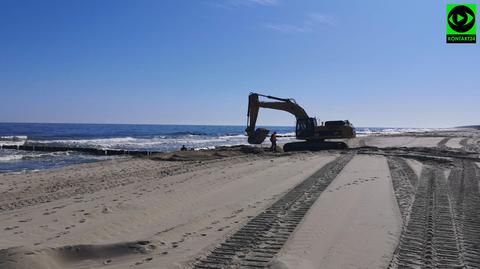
[457,125,480,130]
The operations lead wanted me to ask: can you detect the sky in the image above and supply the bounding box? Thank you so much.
[0,0,478,128]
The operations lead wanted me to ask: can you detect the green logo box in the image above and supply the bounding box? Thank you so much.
[446,4,476,43]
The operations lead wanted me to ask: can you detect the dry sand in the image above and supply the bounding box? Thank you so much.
[271,155,401,269]
[349,136,445,148]
[0,149,337,269]
[1,130,480,269]
[445,137,465,149]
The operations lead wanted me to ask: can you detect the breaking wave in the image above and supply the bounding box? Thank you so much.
[0,151,72,163]
[23,131,297,151]
[355,127,452,137]
[0,136,28,146]
[0,154,24,162]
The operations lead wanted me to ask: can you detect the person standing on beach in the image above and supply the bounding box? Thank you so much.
[270,132,277,152]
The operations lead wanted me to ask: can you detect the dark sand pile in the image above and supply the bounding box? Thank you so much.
[146,145,284,161]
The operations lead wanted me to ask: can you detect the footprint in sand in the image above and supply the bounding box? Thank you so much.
[135,257,153,265]
[4,226,19,231]
[102,207,112,213]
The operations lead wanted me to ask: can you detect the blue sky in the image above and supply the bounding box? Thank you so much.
[0,0,478,127]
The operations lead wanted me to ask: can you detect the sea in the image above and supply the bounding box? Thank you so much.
[0,123,435,173]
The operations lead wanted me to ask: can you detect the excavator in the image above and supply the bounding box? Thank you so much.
[245,92,356,151]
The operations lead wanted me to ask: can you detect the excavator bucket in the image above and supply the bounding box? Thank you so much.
[247,128,269,144]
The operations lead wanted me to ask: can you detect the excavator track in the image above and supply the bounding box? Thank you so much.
[192,154,353,269]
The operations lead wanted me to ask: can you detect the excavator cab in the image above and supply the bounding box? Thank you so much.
[296,118,317,139]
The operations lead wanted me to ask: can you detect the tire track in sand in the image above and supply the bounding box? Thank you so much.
[387,157,417,224]
[192,154,354,269]
[448,160,480,268]
[389,165,463,268]
[437,137,451,150]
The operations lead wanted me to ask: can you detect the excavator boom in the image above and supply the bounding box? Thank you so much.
[246,93,309,144]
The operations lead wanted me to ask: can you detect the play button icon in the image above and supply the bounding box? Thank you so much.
[456,14,464,22]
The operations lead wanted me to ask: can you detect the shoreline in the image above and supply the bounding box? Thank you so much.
[1,127,478,173]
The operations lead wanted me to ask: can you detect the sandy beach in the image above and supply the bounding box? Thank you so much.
[1,130,480,269]
[2,0,479,267]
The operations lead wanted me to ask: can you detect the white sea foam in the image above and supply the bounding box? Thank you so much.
[0,150,75,163]
[24,132,296,151]
[0,135,28,146]
[355,127,453,137]
[0,135,28,140]
[0,155,25,162]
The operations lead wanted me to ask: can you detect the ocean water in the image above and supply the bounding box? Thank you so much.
[0,123,435,173]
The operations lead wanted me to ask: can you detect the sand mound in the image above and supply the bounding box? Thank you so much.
[0,241,155,269]
[0,247,60,269]
[147,145,274,161]
[56,240,155,261]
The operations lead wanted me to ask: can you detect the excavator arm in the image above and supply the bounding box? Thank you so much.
[245,93,309,144]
